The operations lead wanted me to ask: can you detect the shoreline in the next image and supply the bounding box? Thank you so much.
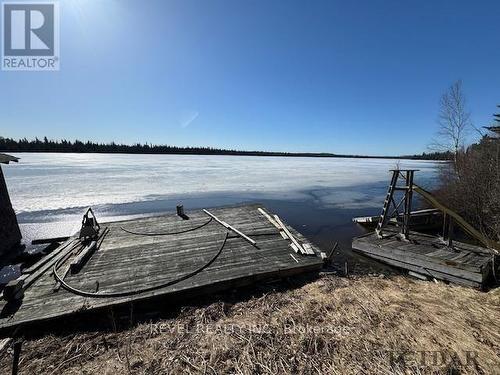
[1,150,450,161]
[1,273,497,374]
[0,154,497,374]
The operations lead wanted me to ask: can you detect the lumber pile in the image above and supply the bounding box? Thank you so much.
[257,208,315,255]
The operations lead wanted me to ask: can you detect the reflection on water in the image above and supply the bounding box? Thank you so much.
[2,153,442,279]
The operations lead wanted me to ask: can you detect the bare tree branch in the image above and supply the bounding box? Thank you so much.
[429,80,472,169]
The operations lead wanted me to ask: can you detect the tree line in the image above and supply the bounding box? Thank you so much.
[0,136,450,160]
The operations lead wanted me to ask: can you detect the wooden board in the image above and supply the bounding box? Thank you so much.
[0,204,323,333]
[352,229,493,288]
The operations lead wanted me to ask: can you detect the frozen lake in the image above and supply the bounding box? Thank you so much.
[2,153,443,269]
[4,153,440,215]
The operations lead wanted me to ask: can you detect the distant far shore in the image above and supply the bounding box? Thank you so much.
[2,150,449,161]
[0,137,452,161]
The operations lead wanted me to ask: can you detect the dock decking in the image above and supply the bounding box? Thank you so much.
[0,204,323,333]
[352,229,494,288]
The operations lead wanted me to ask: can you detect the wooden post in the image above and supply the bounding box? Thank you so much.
[447,217,454,248]
[12,339,22,375]
[326,242,339,263]
[442,212,448,240]
[0,166,22,257]
[273,215,307,254]
[402,170,415,240]
[203,209,257,246]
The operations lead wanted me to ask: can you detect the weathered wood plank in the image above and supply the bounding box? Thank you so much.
[70,241,97,274]
[363,251,482,288]
[22,238,77,275]
[353,239,483,282]
[352,230,492,287]
[0,204,323,332]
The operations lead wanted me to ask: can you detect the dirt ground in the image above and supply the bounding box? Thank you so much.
[0,273,499,374]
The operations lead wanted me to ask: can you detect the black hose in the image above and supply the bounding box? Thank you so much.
[52,232,229,298]
[120,217,213,236]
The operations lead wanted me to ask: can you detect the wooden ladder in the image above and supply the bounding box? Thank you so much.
[375,170,398,237]
[375,170,417,240]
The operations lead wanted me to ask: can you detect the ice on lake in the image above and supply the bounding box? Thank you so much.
[3,153,441,217]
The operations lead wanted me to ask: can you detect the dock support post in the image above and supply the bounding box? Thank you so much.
[12,339,22,375]
[442,212,448,240]
[447,217,454,248]
[402,170,415,240]
[442,214,454,248]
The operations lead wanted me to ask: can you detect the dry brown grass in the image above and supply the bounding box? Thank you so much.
[1,274,499,374]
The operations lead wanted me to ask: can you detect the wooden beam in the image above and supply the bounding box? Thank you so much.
[3,239,80,301]
[325,242,339,263]
[53,246,84,292]
[408,271,429,281]
[413,184,500,253]
[2,279,24,300]
[22,237,76,275]
[70,240,97,274]
[31,236,70,245]
[257,208,281,230]
[60,227,108,281]
[203,209,257,246]
[273,215,306,254]
[302,243,316,255]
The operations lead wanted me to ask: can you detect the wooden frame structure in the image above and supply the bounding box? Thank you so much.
[354,169,499,288]
[375,169,417,241]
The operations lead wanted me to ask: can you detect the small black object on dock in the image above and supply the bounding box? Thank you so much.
[176,204,189,220]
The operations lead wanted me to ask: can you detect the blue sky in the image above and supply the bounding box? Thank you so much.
[1,0,499,155]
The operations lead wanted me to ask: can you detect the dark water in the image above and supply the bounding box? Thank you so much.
[5,184,432,284]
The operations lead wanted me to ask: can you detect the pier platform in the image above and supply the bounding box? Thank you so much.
[352,229,495,289]
[0,204,323,333]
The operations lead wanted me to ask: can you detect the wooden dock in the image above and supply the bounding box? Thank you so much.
[352,208,442,231]
[352,229,495,289]
[0,204,323,333]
